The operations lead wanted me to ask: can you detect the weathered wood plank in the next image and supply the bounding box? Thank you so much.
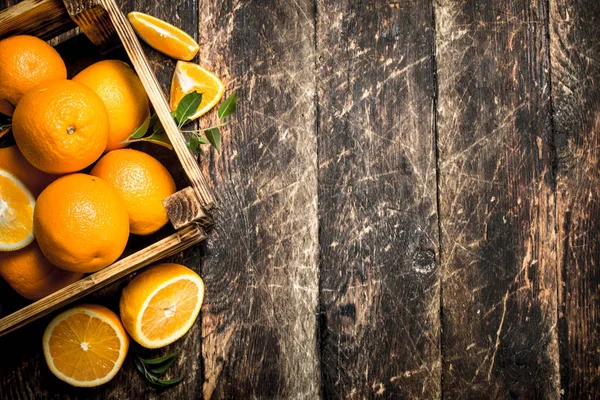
[0,0,75,41]
[196,1,320,398]
[549,0,600,397]
[435,0,560,397]
[317,1,440,398]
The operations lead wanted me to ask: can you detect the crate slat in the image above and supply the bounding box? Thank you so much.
[99,0,217,214]
[0,225,206,337]
[0,0,75,40]
[62,0,119,51]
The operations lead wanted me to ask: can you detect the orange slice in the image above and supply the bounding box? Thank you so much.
[0,168,35,251]
[128,12,199,61]
[120,263,204,348]
[170,61,225,120]
[43,304,129,387]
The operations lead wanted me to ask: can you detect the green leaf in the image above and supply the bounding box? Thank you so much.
[218,92,238,119]
[140,351,179,366]
[173,91,203,128]
[150,113,163,134]
[187,136,208,158]
[148,356,178,375]
[146,132,173,149]
[130,114,151,139]
[0,130,15,149]
[152,376,184,387]
[135,354,184,389]
[134,356,146,375]
[126,132,173,150]
[204,127,221,151]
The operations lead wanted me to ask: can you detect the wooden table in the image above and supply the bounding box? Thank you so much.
[1,0,599,398]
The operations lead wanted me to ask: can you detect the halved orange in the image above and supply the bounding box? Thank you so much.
[0,168,35,251]
[120,263,204,348]
[170,61,225,121]
[128,12,199,61]
[43,304,129,387]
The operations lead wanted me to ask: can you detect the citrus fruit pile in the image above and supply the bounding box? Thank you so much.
[0,12,224,388]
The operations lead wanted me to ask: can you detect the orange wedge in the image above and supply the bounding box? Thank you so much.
[0,168,35,251]
[128,12,199,61]
[120,263,204,348]
[43,304,129,387]
[170,61,225,120]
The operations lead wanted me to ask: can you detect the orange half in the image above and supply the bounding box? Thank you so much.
[128,12,199,61]
[120,263,204,348]
[43,304,129,387]
[170,61,225,121]
[0,168,35,251]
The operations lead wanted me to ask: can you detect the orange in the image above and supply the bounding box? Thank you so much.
[12,80,109,174]
[170,61,225,120]
[120,263,204,348]
[0,146,58,197]
[0,242,83,301]
[128,12,199,61]
[0,35,67,106]
[73,60,150,151]
[0,99,13,116]
[43,304,129,387]
[0,169,35,251]
[34,174,130,273]
[91,149,176,236]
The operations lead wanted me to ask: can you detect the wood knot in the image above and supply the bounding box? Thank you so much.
[412,249,436,274]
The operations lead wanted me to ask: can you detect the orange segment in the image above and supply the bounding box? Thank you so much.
[128,12,199,61]
[141,278,200,341]
[43,304,129,387]
[170,61,225,120]
[120,263,204,348]
[0,168,35,251]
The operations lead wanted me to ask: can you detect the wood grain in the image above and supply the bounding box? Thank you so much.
[0,0,74,40]
[549,0,600,397]
[435,0,560,397]
[164,186,213,230]
[317,1,440,398]
[196,0,320,398]
[62,0,119,51]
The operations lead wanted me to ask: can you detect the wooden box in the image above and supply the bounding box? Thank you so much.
[0,0,215,336]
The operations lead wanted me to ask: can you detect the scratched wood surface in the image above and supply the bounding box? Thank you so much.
[435,0,561,398]
[2,0,600,398]
[316,1,440,398]
[550,0,600,397]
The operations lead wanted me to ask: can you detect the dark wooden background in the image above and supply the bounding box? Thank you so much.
[0,0,599,398]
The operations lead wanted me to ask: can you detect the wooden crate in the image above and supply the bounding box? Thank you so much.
[0,0,215,336]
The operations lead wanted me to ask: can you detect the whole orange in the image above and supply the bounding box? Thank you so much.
[0,242,83,301]
[91,149,176,235]
[0,35,67,105]
[73,60,150,151]
[34,174,130,273]
[0,146,58,197]
[12,80,109,174]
